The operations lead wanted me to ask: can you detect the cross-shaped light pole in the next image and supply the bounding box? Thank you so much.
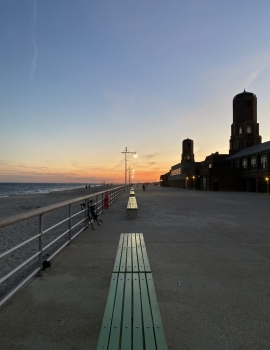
[121,147,137,193]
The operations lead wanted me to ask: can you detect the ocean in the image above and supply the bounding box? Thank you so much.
[0,183,101,197]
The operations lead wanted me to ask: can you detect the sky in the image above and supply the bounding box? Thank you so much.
[1,0,270,183]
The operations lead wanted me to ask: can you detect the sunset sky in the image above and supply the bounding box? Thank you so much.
[1,0,270,183]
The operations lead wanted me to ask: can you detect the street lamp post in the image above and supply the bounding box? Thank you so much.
[121,147,137,193]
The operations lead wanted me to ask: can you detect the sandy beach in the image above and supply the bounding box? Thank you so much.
[0,185,114,219]
[0,185,116,299]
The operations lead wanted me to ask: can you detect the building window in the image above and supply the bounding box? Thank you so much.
[234,160,240,168]
[187,155,190,160]
[239,125,243,134]
[242,158,247,170]
[247,125,252,134]
[260,154,267,169]
[171,168,181,176]
[209,164,212,168]
[247,101,252,107]
[250,157,256,170]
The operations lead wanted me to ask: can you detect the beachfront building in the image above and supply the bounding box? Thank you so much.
[160,90,270,193]
[166,139,200,189]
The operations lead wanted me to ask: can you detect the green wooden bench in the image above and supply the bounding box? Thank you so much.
[127,197,138,218]
[113,233,151,273]
[96,233,167,350]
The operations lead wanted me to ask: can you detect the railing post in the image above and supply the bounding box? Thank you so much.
[85,199,88,228]
[69,204,72,243]
[102,192,104,213]
[38,214,43,276]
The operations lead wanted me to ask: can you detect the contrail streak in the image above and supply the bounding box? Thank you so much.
[29,0,38,84]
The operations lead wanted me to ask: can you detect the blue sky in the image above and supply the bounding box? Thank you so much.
[1,0,270,183]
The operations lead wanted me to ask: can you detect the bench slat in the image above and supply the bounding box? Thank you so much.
[96,274,118,350]
[108,273,125,349]
[126,234,132,272]
[113,234,124,272]
[132,234,139,272]
[146,274,168,350]
[121,273,132,349]
[139,273,156,349]
[120,234,128,272]
[136,234,145,272]
[133,273,144,349]
[140,233,151,273]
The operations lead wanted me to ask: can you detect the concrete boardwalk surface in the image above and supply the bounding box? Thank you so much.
[1,187,270,349]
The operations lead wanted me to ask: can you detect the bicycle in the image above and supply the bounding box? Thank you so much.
[80,199,103,230]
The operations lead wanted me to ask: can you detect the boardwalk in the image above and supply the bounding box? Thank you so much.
[1,186,270,349]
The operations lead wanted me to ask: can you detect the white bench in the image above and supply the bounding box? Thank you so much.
[127,197,138,218]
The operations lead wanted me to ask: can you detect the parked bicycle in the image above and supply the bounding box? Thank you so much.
[80,199,102,230]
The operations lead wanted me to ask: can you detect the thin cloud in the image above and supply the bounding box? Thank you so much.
[0,160,10,166]
[147,162,156,166]
[69,160,80,168]
[19,165,47,169]
[143,154,157,159]
[29,0,38,84]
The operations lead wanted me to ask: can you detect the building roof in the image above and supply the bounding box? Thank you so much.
[233,89,256,99]
[226,141,270,160]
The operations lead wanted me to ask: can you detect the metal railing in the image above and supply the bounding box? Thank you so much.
[0,186,124,307]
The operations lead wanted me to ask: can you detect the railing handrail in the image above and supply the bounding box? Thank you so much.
[0,186,124,229]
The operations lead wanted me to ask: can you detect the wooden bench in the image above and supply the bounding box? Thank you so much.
[127,197,138,218]
[130,188,135,197]
[113,233,151,273]
[96,233,167,350]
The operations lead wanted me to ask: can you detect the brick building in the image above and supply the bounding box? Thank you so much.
[160,90,270,193]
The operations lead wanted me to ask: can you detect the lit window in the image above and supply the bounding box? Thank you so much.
[247,125,252,133]
[171,168,181,176]
[209,164,212,168]
[187,155,190,160]
[239,126,243,134]
[242,158,247,170]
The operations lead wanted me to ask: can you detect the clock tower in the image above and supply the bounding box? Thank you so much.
[229,90,261,154]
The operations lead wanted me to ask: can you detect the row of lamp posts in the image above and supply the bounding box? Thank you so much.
[121,147,137,193]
